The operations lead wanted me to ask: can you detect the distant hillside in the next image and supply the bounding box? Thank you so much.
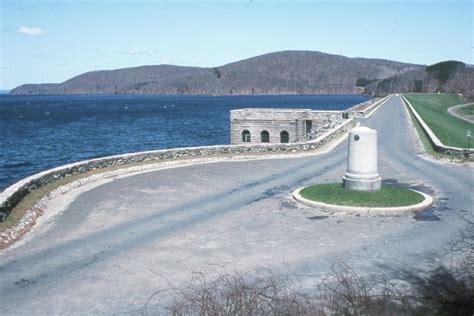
[365,61,474,100]
[10,50,421,95]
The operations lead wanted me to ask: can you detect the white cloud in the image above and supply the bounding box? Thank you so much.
[18,26,45,36]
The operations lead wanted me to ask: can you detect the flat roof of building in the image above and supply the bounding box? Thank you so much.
[231,108,312,113]
[230,108,341,120]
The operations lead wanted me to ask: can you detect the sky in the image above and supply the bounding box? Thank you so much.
[0,0,472,90]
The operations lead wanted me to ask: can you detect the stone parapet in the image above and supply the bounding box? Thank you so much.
[347,95,389,118]
[0,118,356,222]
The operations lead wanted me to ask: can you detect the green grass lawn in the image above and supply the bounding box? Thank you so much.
[300,183,425,207]
[404,94,473,148]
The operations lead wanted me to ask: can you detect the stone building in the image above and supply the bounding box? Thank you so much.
[230,108,344,144]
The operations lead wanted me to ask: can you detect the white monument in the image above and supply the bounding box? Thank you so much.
[342,126,382,191]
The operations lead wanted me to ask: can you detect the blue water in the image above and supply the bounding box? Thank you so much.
[0,94,370,189]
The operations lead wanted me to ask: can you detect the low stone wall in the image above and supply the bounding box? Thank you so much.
[401,95,473,157]
[0,118,356,222]
[347,96,389,118]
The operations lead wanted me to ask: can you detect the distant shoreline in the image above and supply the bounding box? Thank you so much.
[10,51,472,99]
[2,92,372,97]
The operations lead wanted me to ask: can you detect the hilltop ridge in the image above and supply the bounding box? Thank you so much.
[10,50,419,95]
[10,50,473,98]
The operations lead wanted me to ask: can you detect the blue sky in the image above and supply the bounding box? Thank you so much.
[1,0,472,90]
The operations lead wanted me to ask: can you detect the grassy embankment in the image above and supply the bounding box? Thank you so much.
[0,172,95,235]
[403,94,472,148]
[300,183,424,207]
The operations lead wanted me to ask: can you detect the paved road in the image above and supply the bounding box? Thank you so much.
[0,96,472,314]
[448,103,474,123]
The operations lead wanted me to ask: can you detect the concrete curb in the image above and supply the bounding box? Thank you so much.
[292,187,434,215]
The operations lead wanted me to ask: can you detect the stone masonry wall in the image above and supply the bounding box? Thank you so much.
[231,120,300,143]
[0,118,355,222]
[230,109,344,144]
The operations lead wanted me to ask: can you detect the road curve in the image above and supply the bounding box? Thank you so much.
[448,103,474,123]
[0,95,472,314]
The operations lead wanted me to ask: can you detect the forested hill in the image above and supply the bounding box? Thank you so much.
[365,61,474,100]
[10,50,421,95]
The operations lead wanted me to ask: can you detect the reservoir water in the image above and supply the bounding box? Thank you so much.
[0,94,370,189]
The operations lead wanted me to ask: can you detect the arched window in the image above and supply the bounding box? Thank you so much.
[242,130,251,142]
[261,130,270,143]
[280,131,289,143]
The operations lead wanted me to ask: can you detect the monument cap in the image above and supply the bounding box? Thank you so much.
[350,126,377,133]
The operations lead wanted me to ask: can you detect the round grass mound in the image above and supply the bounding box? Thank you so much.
[299,183,425,208]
